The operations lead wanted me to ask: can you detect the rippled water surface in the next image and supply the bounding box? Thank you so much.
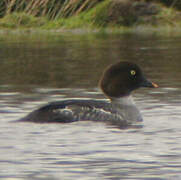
[0,31,181,179]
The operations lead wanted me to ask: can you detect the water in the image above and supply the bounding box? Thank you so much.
[0,31,181,179]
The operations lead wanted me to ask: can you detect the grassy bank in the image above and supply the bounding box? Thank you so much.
[0,0,181,31]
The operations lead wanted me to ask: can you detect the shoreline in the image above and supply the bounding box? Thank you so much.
[0,25,181,37]
[0,0,180,35]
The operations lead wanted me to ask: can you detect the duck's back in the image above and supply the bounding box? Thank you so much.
[18,99,142,126]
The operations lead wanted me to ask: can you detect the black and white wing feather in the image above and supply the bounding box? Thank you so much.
[18,99,127,125]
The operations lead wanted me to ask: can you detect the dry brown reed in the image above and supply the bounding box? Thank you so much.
[2,0,101,19]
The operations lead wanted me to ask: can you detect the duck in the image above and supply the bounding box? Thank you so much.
[18,61,158,126]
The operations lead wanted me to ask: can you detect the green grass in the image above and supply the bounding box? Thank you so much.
[44,0,111,29]
[0,12,47,28]
[154,5,181,26]
[0,0,181,31]
[0,0,111,29]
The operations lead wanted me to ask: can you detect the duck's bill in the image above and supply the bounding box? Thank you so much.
[140,78,158,88]
[151,82,159,88]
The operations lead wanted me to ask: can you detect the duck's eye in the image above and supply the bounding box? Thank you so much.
[130,70,136,76]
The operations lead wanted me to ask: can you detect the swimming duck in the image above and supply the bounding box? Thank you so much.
[18,61,158,126]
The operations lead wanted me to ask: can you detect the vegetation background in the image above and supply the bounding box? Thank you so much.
[0,0,180,30]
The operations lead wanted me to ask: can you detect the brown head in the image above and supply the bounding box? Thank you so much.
[99,61,158,98]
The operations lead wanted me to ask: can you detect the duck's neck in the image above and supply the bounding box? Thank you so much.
[110,95,135,106]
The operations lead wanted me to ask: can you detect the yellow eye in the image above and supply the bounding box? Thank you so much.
[130,70,136,76]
